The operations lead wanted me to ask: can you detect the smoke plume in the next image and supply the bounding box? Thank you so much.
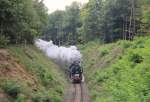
[35,39,82,68]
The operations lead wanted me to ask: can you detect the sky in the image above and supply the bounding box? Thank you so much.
[43,0,89,14]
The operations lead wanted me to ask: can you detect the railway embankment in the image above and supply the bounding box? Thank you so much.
[78,36,150,102]
[0,45,67,102]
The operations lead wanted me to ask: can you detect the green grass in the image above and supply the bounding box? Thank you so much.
[79,36,150,102]
[0,45,67,102]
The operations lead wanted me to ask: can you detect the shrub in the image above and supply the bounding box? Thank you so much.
[117,40,132,48]
[43,95,51,102]
[144,93,150,102]
[53,95,61,102]
[136,40,145,48]
[2,80,21,98]
[0,35,9,48]
[32,93,42,102]
[15,94,26,102]
[123,42,131,48]
[90,59,96,66]
[42,73,53,86]
[32,92,51,102]
[100,48,109,56]
[129,53,143,63]
[96,72,109,83]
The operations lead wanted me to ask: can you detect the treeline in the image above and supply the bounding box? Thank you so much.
[0,0,48,45]
[0,0,150,46]
[45,0,150,45]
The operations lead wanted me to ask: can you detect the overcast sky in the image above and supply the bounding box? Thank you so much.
[43,0,89,14]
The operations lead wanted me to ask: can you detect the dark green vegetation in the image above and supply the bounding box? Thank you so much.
[45,0,150,45]
[79,36,150,102]
[0,46,67,102]
[0,0,150,46]
[0,0,48,45]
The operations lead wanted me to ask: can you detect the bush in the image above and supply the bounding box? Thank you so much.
[42,74,53,86]
[144,93,150,102]
[136,40,145,48]
[32,92,52,102]
[95,71,109,83]
[53,95,61,102]
[32,93,42,102]
[2,80,21,98]
[100,48,109,56]
[43,95,51,102]
[123,42,132,48]
[129,53,143,63]
[117,40,132,48]
[15,94,26,102]
[0,35,9,48]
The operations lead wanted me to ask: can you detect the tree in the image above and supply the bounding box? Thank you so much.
[64,2,81,45]
[44,0,150,45]
[0,0,48,45]
[139,0,150,34]
[101,0,131,42]
[46,10,65,45]
[45,2,81,45]
[80,0,103,41]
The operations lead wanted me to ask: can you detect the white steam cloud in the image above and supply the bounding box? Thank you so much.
[35,39,82,68]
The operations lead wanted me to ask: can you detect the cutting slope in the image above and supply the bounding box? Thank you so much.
[0,45,67,102]
[79,36,150,102]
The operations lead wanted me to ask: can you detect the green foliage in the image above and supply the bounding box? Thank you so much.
[15,94,27,102]
[32,91,62,102]
[100,48,109,57]
[45,2,81,45]
[139,0,150,34]
[6,45,67,102]
[129,53,143,63]
[0,0,48,44]
[1,80,21,99]
[45,0,150,44]
[117,41,132,48]
[1,0,150,45]
[95,71,109,83]
[81,0,103,41]
[0,35,9,47]
[80,36,150,102]
[32,92,51,102]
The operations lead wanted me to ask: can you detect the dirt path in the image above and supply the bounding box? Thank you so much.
[64,83,90,102]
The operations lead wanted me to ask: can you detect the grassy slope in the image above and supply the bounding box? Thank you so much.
[1,45,67,102]
[79,36,150,102]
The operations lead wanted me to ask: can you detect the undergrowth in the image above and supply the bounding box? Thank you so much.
[0,45,67,102]
[80,36,150,102]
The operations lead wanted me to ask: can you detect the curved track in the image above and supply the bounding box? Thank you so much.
[64,83,89,102]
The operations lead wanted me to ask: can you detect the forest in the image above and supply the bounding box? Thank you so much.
[0,0,48,45]
[0,0,150,46]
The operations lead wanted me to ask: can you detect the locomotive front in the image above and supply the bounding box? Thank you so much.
[69,61,83,83]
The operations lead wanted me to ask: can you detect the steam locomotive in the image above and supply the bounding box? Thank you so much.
[69,62,83,83]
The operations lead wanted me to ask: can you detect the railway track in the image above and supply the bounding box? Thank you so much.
[64,83,89,102]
